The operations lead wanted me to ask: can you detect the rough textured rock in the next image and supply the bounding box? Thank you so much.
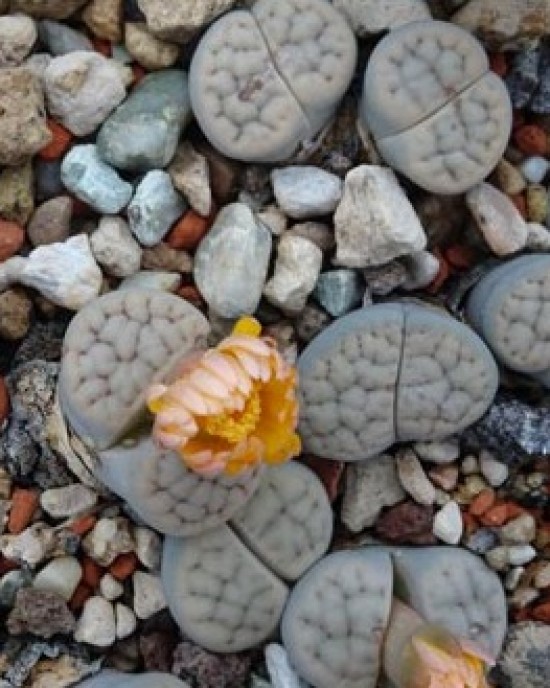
[271,167,343,220]
[7,588,75,638]
[375,501,436,544]
[82,0,123,42]
[168,142,212,217]
[44,51,126,136]
[189,0,357,162]
[9,0,88,19]
[137,0,237,42]
[27,196,73,247]
[313,269,364,317]
[124,22,180,70]
[193,203,272,317]
[298,302,498,460]
[0,162,34,225]
[74,597,116,647]
[334,165,426,267]
[333,0,431,36]
[0,14,37,67]
[172,643,250,688]
[0,289,33,341]
[361,21,512,193]
[497,622,550,688]
[90,216,142,278]
[97,70,191,173]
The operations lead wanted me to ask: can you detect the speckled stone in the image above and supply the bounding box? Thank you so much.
[313,269,364,316]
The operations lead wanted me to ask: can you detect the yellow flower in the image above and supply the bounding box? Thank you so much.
[404,626,494,688]
[146,316,301,477]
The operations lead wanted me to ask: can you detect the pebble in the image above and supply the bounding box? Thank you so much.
[479,450,509,487]
[74,596,116,647]
[24,51,52,83]
[128,170,186,247]
[40,484,98,518]
[508,545,538,566]
[495,158,526,195]
[141,242,192,273]
[134,527,161,570]
[534,562,550,588]
[504,566,524,591]
[90,215,142,277]
[168,142,212,216]
[0,235,102,310]
[334,165,426,267]
[532,41,550,113]
[0,162,35,226]
[341,454,405,532]
[124,21,180,70]
[526,222,550,250]
[333,0,431,36]
[509,587,539,609]
[0,14,37,67]
[99,573,124,601]
[132,571,166,619]
[44,51,126,136]
[0,569,31,608]
[286,221,335,252]
[294,303,331,343]
[265,644,303,688]
[27,196,73,247]
[526,184,548,223]
[82,518,134,567]
[82,0,123,42]
[0,289,33,341]
[520,156,549,184]
[35,159,64,202]
[257,205,288,237]
[461,454,479,475]
[61,145,133,214]
[505,45,541,109]
[7,587,75,638]
[0,523,56,566]
[466,182,528,256]
[464,527,498,555]
[401,250,440,291]
[115,602,137,639]
[313,269,364,317]
[374,501,435,545]
[97,70,191,173]
[10,0,88,19]
[32,556,82,601]
[0,220,25,262]
[263,235,322,314]
[118,270,180,292]
[137,0,236,42]
[396,449,436,506]
[428,465,459,491]
[485,546,510,571]
[433,500,463,545]
[271,166,343,220]
[500,513,537,544]
[38,19,93,55]
[194,202,272,318]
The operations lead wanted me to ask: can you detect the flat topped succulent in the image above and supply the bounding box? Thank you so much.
[188,0,357,162]
[298,302,498,461]
[466,254,550,386]
[360,20,512,194]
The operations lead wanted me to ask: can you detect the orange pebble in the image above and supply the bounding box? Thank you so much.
[488,52,508,78]
[108,552,139,581]
[0,377,9,425]
[514,124,548,156]
[38,120,73,161]
[69,581,93,611]
[461,511,479,536]
[469,488,496,517]
[444,244,478,270]
[70,514,97,536]
[0,220,25,262]
[479,503,509,527]
[504,501,527,520]
[166,210,211,251]
[8,488,39,535]
[81,555,103,589]
[508,192,527,218]
[92,37,111,57]
[531,601,550,623]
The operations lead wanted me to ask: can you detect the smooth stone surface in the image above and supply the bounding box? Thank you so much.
[0,14,37,67]
[313,269,364,317]
[97,70,191,172]
[33,556,82,601]
[127,171,186,247]
[401,251,440,291]
[61,145,133,214]
[433,500,463,544]
[40,483,98,517]
[396,448,436,506]
[333,0,430,36]
[271,167,343,220]
[44,51,126,136]
[520,156,550,185]
[118,270,180,292]
[133,571,166,619]
[77,670,191,688]
[137,0,236,42]
[74,596,116,647]
[27,196,72,247]
[124,22,180,70]
[263,235,322,314]
[466,183,528,256]
[90,215,142,278]
[168,142,212,216]
[334,165,426,267]
[194,203,272,317]
[38,19,93,54]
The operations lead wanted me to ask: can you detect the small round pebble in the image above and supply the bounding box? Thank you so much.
[520,155,550,184]
[33,556,82,601]
[74,596,116,647]
[433,500,463,545]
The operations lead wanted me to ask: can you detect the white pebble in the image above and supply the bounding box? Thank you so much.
[40,484,98,518]
[500,513,536,544]
[265,644,304,688]
[396,449,436,505]
[115,602,137,639]
[74,596,116,647]
[134,527,161,570]
[271,166,343,219]
[507,545,537,566]
[479,450,509,487]
[33,556,82,601]
[132,571,166,619]
[413,439,460,464]
[520,156,550,184]
[433,500,463,544]
[461,454,479,475]
[504,566,524,591]
[99,573,124,601]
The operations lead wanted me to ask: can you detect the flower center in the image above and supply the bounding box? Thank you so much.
[203,386,261,444]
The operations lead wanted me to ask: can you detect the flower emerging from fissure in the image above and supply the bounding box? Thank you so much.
[146,316,301,477]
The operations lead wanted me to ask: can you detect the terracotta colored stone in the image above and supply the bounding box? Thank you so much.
[8,488,39,534]
[108,552,139,580]
[509,192,527,218]
[299,455,344,502]
[0,557,19,575]
[469,488,496,517]
[0,220,25,262]
[444,244,478,270]
[488,52,508,77]
[38,120,73,162]
[531,601,550,623]
[514,124,548,156]
[461,510,479,536]
[69,582,92,611]
[70,514,97,536]
[177,284,205,310]
[166,210,210,251]
[375,501,436,545]
[0,377,9,424]
[92,37,112,57]
[81,556,102,589]
[426,250,451,294]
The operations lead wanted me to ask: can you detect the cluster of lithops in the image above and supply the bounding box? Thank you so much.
[466,254,550,386]
[188,0,357,162]
[360,20,513,193]
[298,302,499,460]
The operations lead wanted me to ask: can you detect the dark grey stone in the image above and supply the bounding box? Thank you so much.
[505,45,541,109]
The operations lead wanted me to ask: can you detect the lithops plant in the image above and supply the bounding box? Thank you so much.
[280,546,506,688]
[360,20,512,194]
[188,0,357,162]
[76,670,190,687]
[298,302,498,461]
[161,461,333,652]
[466,254,550,386]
